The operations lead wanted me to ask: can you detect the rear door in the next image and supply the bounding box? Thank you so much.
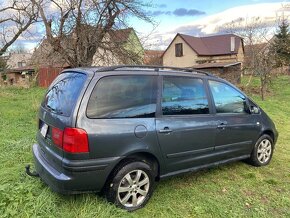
[207,80,260,158]
[37,72,88,171]
[156,76,216,173]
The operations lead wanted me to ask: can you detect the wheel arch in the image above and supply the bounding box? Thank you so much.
[261,129,275,143]
[106,151,161,187]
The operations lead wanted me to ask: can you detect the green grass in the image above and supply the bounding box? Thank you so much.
[0,76,290,217]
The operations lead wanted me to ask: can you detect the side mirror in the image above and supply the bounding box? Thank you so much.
[250,106,260,114]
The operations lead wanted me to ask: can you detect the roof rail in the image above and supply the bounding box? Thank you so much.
[95,65,215,77]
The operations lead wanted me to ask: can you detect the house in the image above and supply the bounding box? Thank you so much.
[30,39,70,68]
[1,53,35,86]
[162,33,245,84]
[30,27,144,87]
[31,28,144,67]
[143,50,163,65]
[5,66,35,86]
[6,53,32,69]
[92,28,144,66]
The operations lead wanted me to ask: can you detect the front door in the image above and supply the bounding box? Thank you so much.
[208,80,261,159]
[156,76,216,173]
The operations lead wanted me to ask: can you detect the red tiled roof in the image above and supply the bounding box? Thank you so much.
[177,33,243,56]
[144,50,164,65]
[144,50,164,57]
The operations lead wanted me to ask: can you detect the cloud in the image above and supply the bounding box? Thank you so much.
[144,2,290,50]
[175,3,290,34]
[149,10,171,16]
[147,8,205,17]
[173,8,205,16]
[157,4,167,8]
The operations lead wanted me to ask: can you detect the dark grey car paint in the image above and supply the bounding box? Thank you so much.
[32,67,278,194]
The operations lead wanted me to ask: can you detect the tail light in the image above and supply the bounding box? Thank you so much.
[51,127,89,153]
[63,128,89,153]
[52,127,63,149]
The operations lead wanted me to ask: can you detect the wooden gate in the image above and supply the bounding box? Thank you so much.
[37,67,63,87]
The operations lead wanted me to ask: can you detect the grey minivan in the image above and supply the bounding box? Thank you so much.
[30,66,278,211]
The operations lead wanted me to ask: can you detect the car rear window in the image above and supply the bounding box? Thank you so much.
[42,72,87,117]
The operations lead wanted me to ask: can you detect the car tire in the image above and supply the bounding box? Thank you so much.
[247,134,274,167]
[105,161,155,211]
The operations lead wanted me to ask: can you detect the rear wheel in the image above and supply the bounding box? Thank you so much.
[105,161,155,211]
[247,135,274,166]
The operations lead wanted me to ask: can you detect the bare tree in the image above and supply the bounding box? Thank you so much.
[0,0,38,55]
[0,56,7,70]
[217,17,276,100]
[31,0,152,67]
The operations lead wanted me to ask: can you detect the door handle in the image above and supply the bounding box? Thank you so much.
[217,122,227,129]
[159,127,172,134]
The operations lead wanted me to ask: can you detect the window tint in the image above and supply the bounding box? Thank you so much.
[87,75,157,118]
[43,72,87,116]
[162,77,209,115]
[209,80,248,114]
[175,43,183,57]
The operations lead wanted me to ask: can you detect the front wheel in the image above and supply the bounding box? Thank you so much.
[105,161,155,211]
[247,135,274,167]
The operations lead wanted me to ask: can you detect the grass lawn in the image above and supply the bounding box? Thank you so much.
[0,76,290,217]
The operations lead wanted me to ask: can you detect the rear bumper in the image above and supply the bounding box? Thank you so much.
[32,143,120,194]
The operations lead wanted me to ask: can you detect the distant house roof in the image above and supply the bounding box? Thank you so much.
[6,66,35,74]
[164,33,244,56]
[144,50,164,65]
[144,50,164,57]
[6,53,32,69]
[244,43,268,56]
[193,62,241,69]
[109,28,134,43]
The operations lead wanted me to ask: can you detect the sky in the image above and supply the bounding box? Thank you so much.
[131,0,290,49]
[4,0,290,52]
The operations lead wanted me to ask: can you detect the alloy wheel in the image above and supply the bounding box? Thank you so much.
[257,139,272,164]
[117,170,150,208]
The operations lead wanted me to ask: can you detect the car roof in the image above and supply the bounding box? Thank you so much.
[66,65,218,79]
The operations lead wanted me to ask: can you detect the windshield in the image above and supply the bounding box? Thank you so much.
[42,72,87,116]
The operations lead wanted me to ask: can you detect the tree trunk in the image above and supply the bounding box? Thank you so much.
[260,77,265,101]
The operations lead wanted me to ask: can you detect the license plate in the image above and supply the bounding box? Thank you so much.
[40,123,48,138]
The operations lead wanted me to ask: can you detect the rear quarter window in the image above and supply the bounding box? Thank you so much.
[87,75,158,118]
[42,72,87,117]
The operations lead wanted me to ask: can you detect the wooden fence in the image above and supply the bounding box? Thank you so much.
[37,67,64,87]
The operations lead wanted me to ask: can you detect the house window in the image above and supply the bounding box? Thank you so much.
[175,43,183,57]
[18,62,26,68]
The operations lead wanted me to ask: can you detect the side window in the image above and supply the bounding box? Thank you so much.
[87,75,157,118]
[209,80,248,114]
[162,77,209,115]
